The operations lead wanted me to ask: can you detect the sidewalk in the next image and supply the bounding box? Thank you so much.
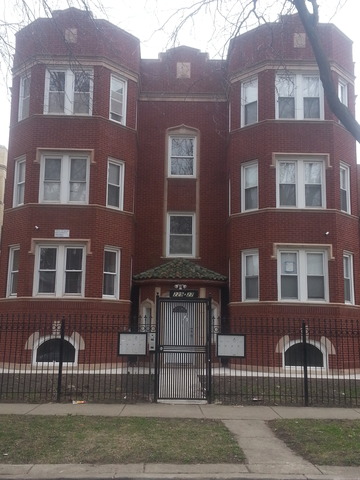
[0,403,360,480]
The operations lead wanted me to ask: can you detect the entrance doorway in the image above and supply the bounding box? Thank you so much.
[155,296,211,402]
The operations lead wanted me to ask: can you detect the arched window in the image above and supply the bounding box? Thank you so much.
[36,338,75,363]
[285,342,323,367]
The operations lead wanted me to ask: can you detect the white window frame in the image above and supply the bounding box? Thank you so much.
[102,247,120,299]
[242,249,259,301]
[19,74,31,121]
[106,159,124,210]
[338,79,348,106]
[7,245,20,297]
[275,72,324,120]
[241,161,258,211]
[33,244,86,298]
[343,252,354,305]
[276,155,326,209]
[278,248,328,302]
[109,74,127,125]
[39,152,90,204]
[340,163,351,214]
[13,156,26,207]
[44,68,93,115]
[168,135,196,178]
[241,77,258,126]
[167,213,196,258]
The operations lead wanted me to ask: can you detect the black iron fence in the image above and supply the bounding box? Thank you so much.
[0,313,359,406]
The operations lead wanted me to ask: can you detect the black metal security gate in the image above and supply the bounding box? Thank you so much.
[155,296,211,402]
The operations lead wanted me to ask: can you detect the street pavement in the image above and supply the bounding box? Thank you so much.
[0,402,359,480]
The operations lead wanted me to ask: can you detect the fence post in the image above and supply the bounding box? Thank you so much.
[56,317,65,403]
[301,321,309,406]
[207,296,212,404]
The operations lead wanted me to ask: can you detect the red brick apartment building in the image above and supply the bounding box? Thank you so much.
[1,8,359,370]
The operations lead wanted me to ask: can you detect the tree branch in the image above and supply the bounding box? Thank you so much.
[292,0,360,142]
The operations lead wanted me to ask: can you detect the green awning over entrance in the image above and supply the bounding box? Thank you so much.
[133,258,227,282]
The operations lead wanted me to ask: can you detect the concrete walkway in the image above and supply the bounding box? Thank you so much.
[0,403,360,479]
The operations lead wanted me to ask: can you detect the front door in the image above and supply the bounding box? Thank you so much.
[155,296,211,401]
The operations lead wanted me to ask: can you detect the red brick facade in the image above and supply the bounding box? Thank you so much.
[1,8,359,341]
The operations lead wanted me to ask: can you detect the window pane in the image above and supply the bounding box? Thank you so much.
[279,184,296,206]
[170,216,192,234]
[18,161,26,183]
[10,273,18,295]
[307,253,323,275]
[171,158,194,175]
[279,97,295,118]
[109,163,120,185]
[245,102,257,125]
[10,249,19,295]
[50,71,65,92]
[285,343,323,367]
[305,185,321,206]
[171,138,194,157]
[245,164,257,188]
[246,254,258,276]
[65,272,82,293]
[104,250,116,273]
[36,339,75,363]
[40,248,57,269]
[75,71,89,91]
[70,158,86,181]
[169,235,193,255]
[303,77,319,96]
[245,186,258,210]
[74,93,90,114]
[103,274,115,296]
[108,184,120,207]
[344,278,351,302]
[307,276,324,299]
[66,248,83,270]
[246,277,258,299]
[45,158,61,180]
[304,98,320,118]
[39,272,56,293]
[281,276,298,298]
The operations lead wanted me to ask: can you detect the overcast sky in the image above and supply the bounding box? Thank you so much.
[0,0,358,148]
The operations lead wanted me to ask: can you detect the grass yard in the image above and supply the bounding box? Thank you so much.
[0,415,244,465]
[268,419,360,466]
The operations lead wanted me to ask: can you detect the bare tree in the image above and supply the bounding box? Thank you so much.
[162,0,360,142]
